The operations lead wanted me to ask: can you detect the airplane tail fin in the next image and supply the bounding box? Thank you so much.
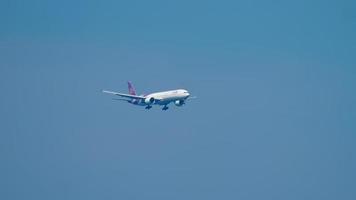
[127,81,137,95]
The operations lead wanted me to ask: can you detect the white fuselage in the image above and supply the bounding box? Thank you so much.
[134,89,190,106]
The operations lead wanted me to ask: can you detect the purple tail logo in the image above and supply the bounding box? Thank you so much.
[127,81,137,95]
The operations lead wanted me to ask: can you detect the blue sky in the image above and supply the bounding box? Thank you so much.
[1,0,356,199]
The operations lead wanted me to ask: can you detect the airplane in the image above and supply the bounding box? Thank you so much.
[102,82,195,110]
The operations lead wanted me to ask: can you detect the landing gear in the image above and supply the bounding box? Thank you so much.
[145,105,152,110]
[162,105,169,111]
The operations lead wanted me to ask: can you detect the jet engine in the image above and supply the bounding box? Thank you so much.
[144,97,155,105]
[174,100,185,106]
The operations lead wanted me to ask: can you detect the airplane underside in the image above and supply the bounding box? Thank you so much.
[132,100,173,110]
[130,99,184,111]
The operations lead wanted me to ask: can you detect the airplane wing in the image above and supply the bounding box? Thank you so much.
[102,90,146,100]
[111,98,131,102]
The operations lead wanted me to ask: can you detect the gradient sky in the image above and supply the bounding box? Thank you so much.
[1,0,356,199]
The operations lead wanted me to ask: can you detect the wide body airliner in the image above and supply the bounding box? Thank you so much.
[103,82,194,110]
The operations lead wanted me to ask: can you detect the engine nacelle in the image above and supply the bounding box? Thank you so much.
[144,97,155,105]
[174,100,185,106]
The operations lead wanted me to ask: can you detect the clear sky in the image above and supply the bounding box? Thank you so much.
[1,0,355,199]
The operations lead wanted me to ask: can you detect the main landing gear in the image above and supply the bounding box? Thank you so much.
[145,105,169,111]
